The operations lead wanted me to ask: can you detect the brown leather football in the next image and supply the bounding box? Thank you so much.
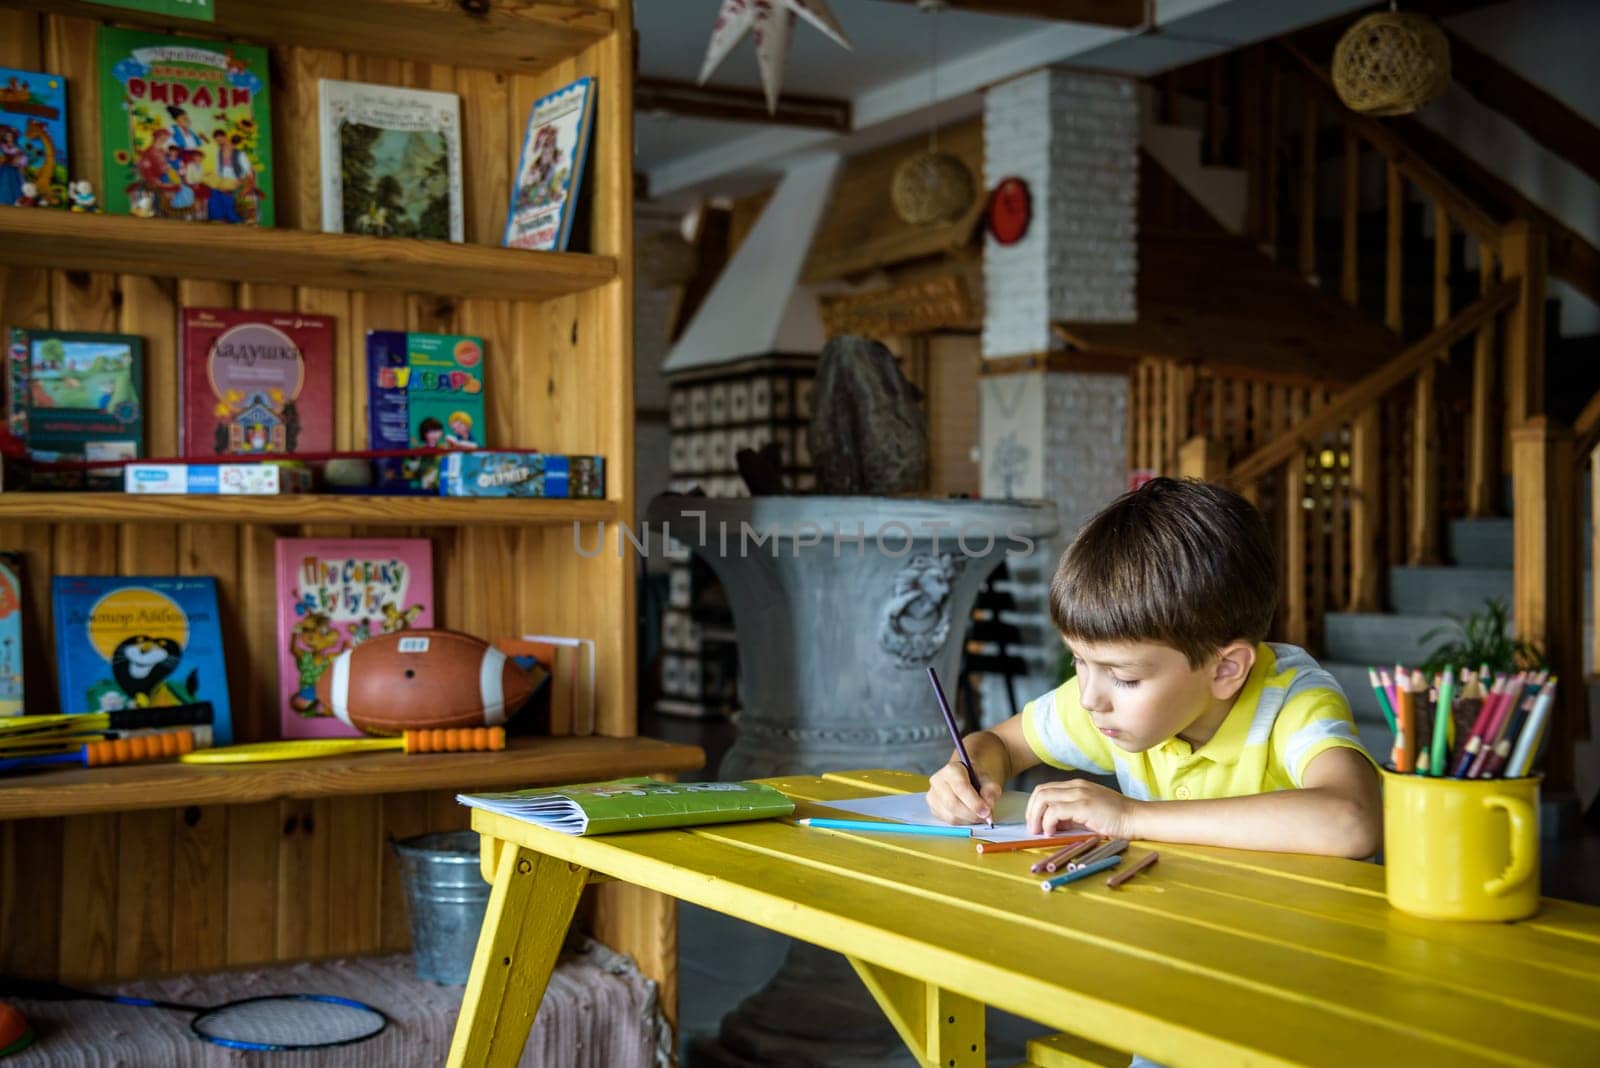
[314,628,534,735]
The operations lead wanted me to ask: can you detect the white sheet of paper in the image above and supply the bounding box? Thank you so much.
[815,791,1047,842]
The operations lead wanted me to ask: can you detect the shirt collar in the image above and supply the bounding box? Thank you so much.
[1178,642,1276,766]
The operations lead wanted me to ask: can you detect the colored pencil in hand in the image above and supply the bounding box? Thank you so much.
[927,666,991,828]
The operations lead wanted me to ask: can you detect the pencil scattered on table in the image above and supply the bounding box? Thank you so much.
[1041,852,1122,891]
[977,833,1095,855]
[1106,850,1160,889]
[1373,663,1555,779]
[1031,836,1101,874]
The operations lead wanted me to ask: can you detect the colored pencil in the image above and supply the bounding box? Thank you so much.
[1430,667,1454,776]
[1368,668,1398,734]
[1071,837,1130,870]
[1506,680,1557,778]
[1041,853,1123,891]
[1479,696,1533,780]
[1467,672,1524,778]
[927,666,992,828]
[1031,836,1101,874]
[1450,676,1502,777]
[1392,677,1413,773]
[798,817,971,838]
[976,833,1094,855]
[1106,850,1160,888]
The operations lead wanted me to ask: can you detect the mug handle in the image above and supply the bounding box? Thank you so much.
[1483,796,1536,897]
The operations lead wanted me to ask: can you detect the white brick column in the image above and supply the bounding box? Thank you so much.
[977,69,1138,726]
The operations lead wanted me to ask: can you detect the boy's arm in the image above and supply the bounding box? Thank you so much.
[927,714,1042,825]
[1029,747,1382,859]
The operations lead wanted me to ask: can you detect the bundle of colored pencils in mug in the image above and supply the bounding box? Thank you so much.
[1368,665,1556,778]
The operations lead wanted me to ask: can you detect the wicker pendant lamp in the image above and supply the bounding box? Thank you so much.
[1331,6,1451,116]
[891,0,974,226]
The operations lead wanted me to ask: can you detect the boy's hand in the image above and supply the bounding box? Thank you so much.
[927,760,1001,825]
[1027,778,1142,839]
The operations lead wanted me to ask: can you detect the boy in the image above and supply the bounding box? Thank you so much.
[929,477,1381,858]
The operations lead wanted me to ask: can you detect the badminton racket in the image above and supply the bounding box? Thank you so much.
[180,726,505,764]
[0,977,388,1052]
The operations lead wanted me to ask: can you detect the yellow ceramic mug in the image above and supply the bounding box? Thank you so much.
[1382,770,1540,921]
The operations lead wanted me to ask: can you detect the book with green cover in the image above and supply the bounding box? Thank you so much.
[457,777,794,836]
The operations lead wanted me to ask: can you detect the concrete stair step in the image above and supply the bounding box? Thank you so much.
[1323,611,1454,667]
[1448,517,1513,568]
[1389,565,1511,618]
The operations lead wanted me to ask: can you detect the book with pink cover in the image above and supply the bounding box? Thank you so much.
[275,537,433,738]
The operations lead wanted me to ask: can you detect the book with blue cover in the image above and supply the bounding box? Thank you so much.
[366,329,485,493]
[0,66,70,208]
[51,575,234,744]
[503,76,594,252]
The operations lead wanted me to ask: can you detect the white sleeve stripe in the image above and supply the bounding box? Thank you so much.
[1285,719,1363,786]
[1028,688,1113,775]
[1112,755,1153,800]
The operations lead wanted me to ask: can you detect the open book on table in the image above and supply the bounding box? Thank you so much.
[458,777,794,835]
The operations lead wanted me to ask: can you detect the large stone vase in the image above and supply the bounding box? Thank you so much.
[646,495,1057,1068]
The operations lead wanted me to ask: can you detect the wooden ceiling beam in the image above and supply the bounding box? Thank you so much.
[869,0,1145,29]
[635,77,851,132]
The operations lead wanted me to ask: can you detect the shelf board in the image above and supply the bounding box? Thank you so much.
[13,0,612,76]
[0,210,617,301]
[0,736,705,820]
[0,492,619,526]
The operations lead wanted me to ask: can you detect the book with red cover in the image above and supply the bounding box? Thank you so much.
[180,308,335,457]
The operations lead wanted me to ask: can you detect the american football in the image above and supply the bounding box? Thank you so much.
[315,629,535,735]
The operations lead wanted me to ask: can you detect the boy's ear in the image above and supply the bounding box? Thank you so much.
[1209,640,1257,699]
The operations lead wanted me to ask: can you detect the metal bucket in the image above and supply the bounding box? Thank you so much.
[391,831,489,985]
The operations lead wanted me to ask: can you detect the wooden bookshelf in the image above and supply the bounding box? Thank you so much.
[0,737,703,820]
[0,492,620,526]
[0,0,668,1010]
[0,211,618,301]
[2,0,613,76]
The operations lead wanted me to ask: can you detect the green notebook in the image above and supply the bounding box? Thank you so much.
[457,777,795,835]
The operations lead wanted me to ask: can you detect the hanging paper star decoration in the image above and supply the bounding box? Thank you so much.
[698,0,852,115]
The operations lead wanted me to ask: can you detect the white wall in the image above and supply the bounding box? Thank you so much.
[1433,0,1600,334]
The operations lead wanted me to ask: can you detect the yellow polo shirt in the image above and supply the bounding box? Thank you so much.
[1021,643,1371,801]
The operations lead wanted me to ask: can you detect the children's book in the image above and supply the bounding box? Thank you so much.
[98,27,273,225]
[522,632,594,736]
[366,330,485,493]
[503,76,594,252]
[0,553,23,716]
[816,790,1059,844]
[180,308,333,457]
[457,777,794,835]
[6,327,144,488]
[275,537,434,739]
[319,79,462,242]
[0,67,69,208]
[51,575,234,744]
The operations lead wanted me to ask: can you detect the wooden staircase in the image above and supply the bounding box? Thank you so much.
[1093,30,1600,796]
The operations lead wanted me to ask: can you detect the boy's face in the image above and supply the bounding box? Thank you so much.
[1067,637,1245,753]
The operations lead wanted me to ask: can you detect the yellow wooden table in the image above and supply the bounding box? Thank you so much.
[448,769,1600,1068]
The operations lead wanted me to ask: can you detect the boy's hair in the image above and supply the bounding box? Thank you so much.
[1048,477,1278,667]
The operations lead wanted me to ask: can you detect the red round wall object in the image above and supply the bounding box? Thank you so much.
[313,628,534,735]
[987,177,1031,245]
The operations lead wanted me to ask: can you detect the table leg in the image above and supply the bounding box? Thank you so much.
[447,839,589,1068]
[847,956,986,1068]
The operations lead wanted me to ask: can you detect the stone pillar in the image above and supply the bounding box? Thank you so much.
[977,68,1139,723]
